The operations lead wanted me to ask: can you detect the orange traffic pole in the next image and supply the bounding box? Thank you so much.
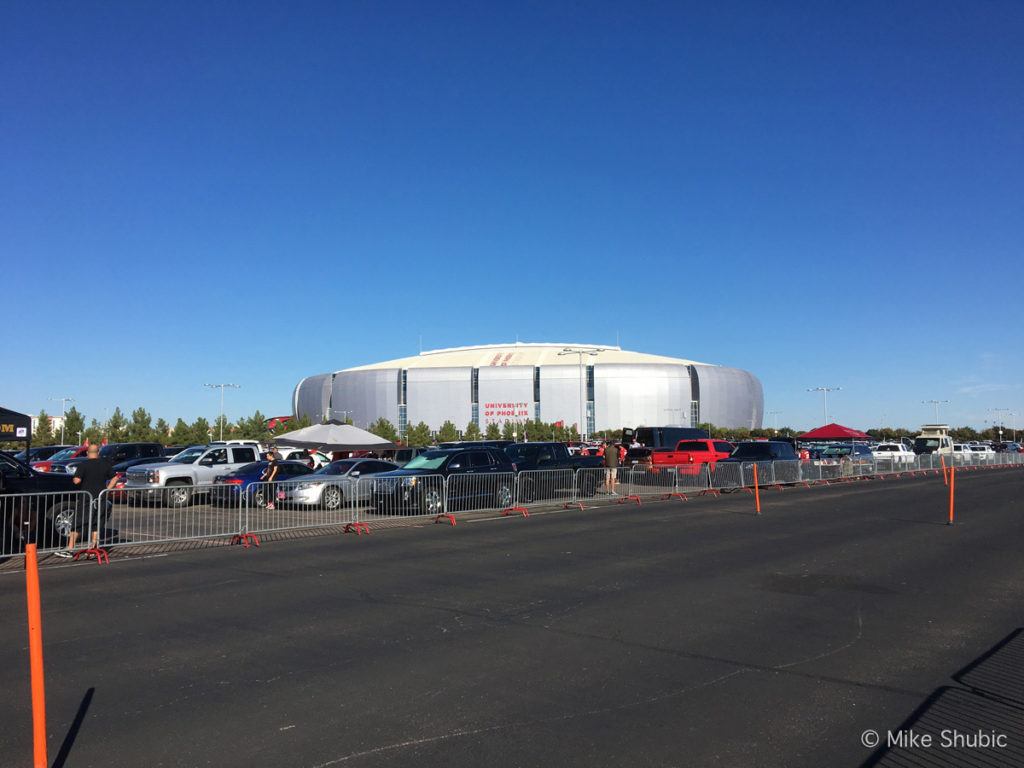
[24,544,48,768]
[753,463,761,515]
[947,466,955,526]
[940,455,948,486]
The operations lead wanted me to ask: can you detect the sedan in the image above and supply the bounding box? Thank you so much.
[275,459,400,510]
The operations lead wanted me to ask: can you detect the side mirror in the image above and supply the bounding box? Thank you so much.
[199,457,214,466]
[350,471,360,477]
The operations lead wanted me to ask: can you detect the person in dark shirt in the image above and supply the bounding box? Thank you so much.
[260,450,280,510]
[59,444,118,556]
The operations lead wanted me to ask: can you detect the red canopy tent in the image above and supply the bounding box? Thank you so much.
[797,423,871,441]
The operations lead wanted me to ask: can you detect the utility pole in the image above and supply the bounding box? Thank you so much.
[922,399,949,423]
[806,387,841,424]
[558,347,606,442]
[988,408,1011,443]
[204,383,240,440]
[768,410,781,433]
[49,396,75,444]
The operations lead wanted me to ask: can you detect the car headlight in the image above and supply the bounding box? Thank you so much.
[147,470,161,483]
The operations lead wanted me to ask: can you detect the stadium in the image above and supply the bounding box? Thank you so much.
[292,343,763,436]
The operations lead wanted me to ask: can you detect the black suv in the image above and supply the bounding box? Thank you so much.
[1,452,80,555]
[372,447,516,514]
[62,442,163,473]
[719,441,799,463]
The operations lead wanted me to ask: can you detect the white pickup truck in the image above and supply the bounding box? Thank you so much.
[123,443,262,505]
[872,442,916,464]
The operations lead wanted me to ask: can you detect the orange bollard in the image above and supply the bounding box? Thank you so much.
[940,455,948,486]
[24,544,48,768]
[947,466,955,526]
[753,463,761,515]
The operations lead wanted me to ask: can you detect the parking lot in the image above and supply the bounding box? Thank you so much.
[1,468,1023,767]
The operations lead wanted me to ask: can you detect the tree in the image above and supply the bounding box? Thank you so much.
[106,407,128,442]
[154,418,171,440]
[127,407,154,442]
[501,421,518,441]
[437,420,459,443]
[212,414,231,441]
[170,418,191,445]
[271,414,310,439]
[190,417,212,445]
[83,418,103,445]
[407,421,432,446]
[368,417,399,443]
[34,409,54,445]
[484,422,502,440]
[64,406,85,445]
[463,421,482,441]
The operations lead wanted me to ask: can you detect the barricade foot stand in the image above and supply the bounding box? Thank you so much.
[700,489,720,497]
[562,501,585,511]
[741,487,754,494]
[230,532,261,549]
[343,522,371,536]
[661,492,689,502]
[502,506,530,518]
[434,513,457,526]
[72,547,109,565]
[799,481,812,488]
[772,485,785,492]
[617,495,642,505]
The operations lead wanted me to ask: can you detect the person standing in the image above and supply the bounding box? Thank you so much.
[60,444,118,556]
[603,439,619,494]
[260,450,280,510]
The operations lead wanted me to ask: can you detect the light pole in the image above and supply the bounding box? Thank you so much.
[558,347,606,442]
[204,383,240,440]
[922,399,949,423]
[989,408,1010,443]
[768,410,781,434]
[806,387,841,424]
[49,396,75,444]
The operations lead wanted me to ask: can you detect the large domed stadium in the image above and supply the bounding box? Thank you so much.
[293,342,763,436]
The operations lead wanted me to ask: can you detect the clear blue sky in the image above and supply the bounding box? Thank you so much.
[3,1,1022,431]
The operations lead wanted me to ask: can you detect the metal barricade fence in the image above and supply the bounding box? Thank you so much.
[1,491,94,556]
[741,461,774,489]
[356,473,448,528]
[618,465,678,502]
[707,462,744,492]
[444,472,517,515]
[514,469,577,512]
[672,463,712,495]
[99,485,241,550]
[567,466,609,507]
[244,478,358,535]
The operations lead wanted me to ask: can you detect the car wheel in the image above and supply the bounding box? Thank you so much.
[251,489,266,508]
[49,503,77,540]
[322,485,343,510]
[166,482,192,507]
[494,483,513,509]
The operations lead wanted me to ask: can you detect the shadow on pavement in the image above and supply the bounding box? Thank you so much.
[53,686,94,768]
[862,629,1024,767]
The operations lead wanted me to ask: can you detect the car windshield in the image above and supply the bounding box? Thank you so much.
[169,447,205,464]
[403,451,450,470]
[313,460,358,476]
[49,448,78,461]
[822,446,851,456]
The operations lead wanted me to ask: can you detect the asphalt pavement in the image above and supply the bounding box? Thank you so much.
[1,468,1023,767]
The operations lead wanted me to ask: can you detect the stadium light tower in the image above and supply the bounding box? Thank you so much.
[988,408,1011,442]
[806,387,841,424]
[768,410,782,433]
[922,399,949,423]
[204,383,241,440]
[557,347,606,442]
[49,396,75,444]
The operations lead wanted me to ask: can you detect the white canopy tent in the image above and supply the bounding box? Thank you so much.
[272,422,397,451]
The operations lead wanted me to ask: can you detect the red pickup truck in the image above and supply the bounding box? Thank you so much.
[629,439,735,474]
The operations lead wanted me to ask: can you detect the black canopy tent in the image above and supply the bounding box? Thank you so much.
[0,407,32,456]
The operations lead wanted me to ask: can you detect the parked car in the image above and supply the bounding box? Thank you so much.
[32,445,89,473]
[372,447,516,515]
[109,455,172,490]
[162,445,192,457]
[871,442,916,465]
[719,441,799,463]
[437,440,514,449]
[503,442,603,501]
[63,442,164,475]
[379,446,429,465]
[1,452,80,554]
[966,444,996,460]
[14,445,74,463]
[625,426,710,448]
[627,439,735,475]
[123,444,263,505]
[817,443,874,466]
[210,460,315,506]
[275,459,399,509]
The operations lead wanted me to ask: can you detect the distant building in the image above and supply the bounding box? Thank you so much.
[293,342,763,435]
[31,414,66,438]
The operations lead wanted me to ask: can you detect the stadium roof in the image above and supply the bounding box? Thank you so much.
[342,342,711,372]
